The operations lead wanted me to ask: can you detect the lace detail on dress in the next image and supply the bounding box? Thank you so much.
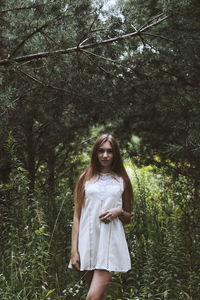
[98,173,118,185]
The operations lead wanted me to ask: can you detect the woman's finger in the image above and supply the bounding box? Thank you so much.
[104,216,113,223]
[99,211,108,218]
[72,261,80,271]
[100,214,110,221]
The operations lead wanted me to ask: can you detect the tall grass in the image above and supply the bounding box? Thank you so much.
[0,170,50,299]
[0,161,199,299]
[107,162,200,300]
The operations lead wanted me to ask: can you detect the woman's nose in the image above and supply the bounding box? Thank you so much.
[103,151,108,158]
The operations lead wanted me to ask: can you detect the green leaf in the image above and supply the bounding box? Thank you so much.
[46,289,56,297]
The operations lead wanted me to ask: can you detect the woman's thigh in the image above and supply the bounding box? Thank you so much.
[86,269,112,300]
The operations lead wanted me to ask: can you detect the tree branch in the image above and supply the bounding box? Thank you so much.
[139,15,168,32]
[138,13,166,31]
[8,13,63,59]
[143,32,175,42]
[81,49,122,65]
[0,4,44,14]
[18,69,73,95]
[0,15,168,66]
[83,51,114,77]
[0,95,23,116]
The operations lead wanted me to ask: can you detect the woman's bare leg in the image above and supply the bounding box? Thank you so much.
[86,269,112,300]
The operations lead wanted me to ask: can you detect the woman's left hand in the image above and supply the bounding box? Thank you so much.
[99,207,122,223]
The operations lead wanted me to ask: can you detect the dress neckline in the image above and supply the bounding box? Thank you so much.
[100,172,112,175]
[98,172,115,182]
[99,172,114,177]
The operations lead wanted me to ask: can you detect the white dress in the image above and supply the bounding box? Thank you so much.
[69,173,131,273]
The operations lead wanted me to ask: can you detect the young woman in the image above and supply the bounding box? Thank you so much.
[69,134,133,300]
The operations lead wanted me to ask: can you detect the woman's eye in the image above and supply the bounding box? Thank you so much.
[107,150,113,153]
[98,149,113,153]
[98,149,104,153]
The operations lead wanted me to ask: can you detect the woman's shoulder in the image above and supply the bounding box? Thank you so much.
[113,173,123,181]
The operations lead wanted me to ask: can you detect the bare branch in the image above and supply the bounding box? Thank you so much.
[0,96,23,116]
[79,38,91,47]
[131,24,138,33]
[131,24,146,47]
[83,51,114,77]
[0,15,168,66]
[81,49,122,65]
[18,69,73,94]
[88,13,99,33]
[77,8,101,47]
[143,32,175,42]
[82,49,145,86]
[139,13,165,31]
[90,28,108,34]
[139,37,159,53]
[0,4,45,14]
[139,15,168,32]
[39,30,57,45]
[8,13,63,59]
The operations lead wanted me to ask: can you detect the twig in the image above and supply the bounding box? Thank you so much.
[143,32,174,42]
[88,13,99,33]
[79,38,91,47]
[8,13,63,59]
[139,15,168,32]
[0,4,44,14]
[81,49,122,65]
[89,28,108,34]
[18,69,75,95]
[81,49,146,84]
[39,30,57,45]
[139,12,165,31]
[83,51,114,77]
[0,96,23,116]
[131,24,146,47]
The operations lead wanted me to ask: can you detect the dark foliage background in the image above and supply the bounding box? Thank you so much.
[0,0,199,299]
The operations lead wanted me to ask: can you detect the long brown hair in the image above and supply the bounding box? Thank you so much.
[74,134,133,211]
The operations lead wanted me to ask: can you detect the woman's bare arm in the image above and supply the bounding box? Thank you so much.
[70,202,81,270]
[119,181,133,224]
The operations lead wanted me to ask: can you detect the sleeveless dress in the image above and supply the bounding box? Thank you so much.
[68,173,131,273]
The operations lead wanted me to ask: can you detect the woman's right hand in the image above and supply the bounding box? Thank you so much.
[71,251,80,271]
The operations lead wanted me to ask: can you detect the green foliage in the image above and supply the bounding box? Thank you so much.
[113,0,200,178]
[0,0,200,299]
[1,145,200,299]
[0,170,50,299]
[104,162,200,300]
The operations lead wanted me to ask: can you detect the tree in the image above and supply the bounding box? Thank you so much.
[109,0,200,181]
[0,0,168,187]
[1,0,200,298]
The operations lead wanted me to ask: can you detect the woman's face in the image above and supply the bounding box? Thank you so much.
[97,141,113,172]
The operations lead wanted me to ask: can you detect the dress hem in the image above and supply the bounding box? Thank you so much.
[68,264,131,273]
